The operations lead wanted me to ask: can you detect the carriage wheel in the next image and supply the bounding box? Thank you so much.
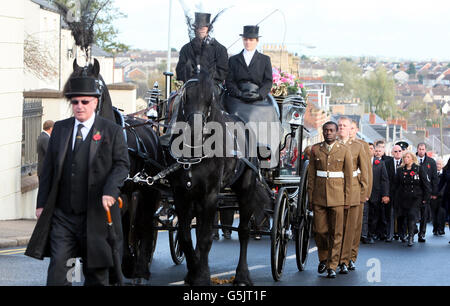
[169,217,185,265]
[295,160,312,271]
[271,188,290,281]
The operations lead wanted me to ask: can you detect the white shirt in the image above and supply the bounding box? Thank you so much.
[418,156,425,164]
[72,113,96,150]
[243,49,256,66]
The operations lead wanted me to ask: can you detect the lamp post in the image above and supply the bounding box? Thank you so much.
[164,0,174,99]
[440,100,444,159]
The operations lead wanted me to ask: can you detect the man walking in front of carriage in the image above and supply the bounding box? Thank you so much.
[308,121,353,278]
[336,117,369,274]
[25,70,130,286]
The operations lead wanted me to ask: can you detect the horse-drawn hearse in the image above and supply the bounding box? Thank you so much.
[116,69,312,285]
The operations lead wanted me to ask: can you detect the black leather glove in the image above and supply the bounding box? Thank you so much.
[241,91,261,102]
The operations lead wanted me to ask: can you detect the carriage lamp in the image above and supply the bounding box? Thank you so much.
[146,107,158,120]
[145,82,162,108]
[282,95,307,128]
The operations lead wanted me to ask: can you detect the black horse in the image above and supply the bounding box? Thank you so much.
[119,116,166,284]
[167,70,272,286]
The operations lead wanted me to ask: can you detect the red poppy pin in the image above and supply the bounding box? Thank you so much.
[93,131,101,143]
[374,160,380,165]
[410,171,415,176]
[427,164,430,169]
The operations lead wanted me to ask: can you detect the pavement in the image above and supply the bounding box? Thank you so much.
[0,219,36,248]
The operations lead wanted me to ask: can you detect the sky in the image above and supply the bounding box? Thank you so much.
[113,0,450,61]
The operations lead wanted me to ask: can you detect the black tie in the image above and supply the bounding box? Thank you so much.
[73,124,84,153]
[420,159,423,166]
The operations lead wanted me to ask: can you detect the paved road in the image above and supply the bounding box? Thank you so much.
[0,224,449,286]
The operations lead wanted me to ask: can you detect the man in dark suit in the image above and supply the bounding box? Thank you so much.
[385,145,404,241]
[416,143,438,242]
[25,72,130,286]
[37,120,54,178]
[432,159,446,235]
[375,140,393,163]
[368,145,390,241]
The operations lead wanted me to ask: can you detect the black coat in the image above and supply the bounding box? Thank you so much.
[385,158,401,197]
[394,163,431,218]
[175,38,228,84]
[37,131,50,177]
[25,116,130,268]
[438,169,450,211]
[418,155,439,196]
[225,50,273,99]
[369,158,389,203]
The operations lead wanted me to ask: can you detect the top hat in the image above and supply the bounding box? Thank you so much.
[395,141,409,151]
[240,25,261,39]
[64,76,102,98]
[194,12,211,27]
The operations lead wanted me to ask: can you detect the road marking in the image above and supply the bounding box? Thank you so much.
[0,248,26,254]
[168,247,318,285]
[169,265,268,286]
[286,246,318,260]
[0,250,26,256]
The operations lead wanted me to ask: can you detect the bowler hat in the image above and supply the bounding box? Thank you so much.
[240,25,261,38]
[194,12,211,27]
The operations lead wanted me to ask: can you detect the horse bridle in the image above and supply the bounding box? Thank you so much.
[171,78,214,167]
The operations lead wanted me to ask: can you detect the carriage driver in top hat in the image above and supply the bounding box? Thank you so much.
[160,12,229,147]
[224,25,281,167]
[175,12,229,94]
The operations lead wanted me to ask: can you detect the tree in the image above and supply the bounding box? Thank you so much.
[324,59,364,103]
[362,66,397,120]
[406,63,416,76]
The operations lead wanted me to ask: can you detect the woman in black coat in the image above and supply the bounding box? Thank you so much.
[394,151,431,247]
[438,158,450,243]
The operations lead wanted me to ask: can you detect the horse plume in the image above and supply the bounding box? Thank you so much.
[53,0,109,60]
[177,0,228,42]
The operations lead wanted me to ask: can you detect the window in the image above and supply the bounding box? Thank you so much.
[22,98,43,176]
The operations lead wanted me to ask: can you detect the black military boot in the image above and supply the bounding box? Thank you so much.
[338,264,349,274]
[348,260,356,271]
[318,261,327,274]
[326,269,336,278]
[407,235,414,247]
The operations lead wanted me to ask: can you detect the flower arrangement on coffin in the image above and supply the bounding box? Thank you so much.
[271,67,308,99]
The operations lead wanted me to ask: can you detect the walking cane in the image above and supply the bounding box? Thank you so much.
[106,208,124,286]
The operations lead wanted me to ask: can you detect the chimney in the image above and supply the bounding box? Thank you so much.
[369,112,376,124]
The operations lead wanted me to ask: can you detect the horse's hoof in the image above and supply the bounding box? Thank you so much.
[233,279,253,286]
[131,278,147,286]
